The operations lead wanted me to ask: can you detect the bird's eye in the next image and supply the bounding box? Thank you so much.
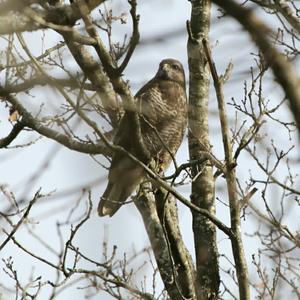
[172,64,180,70]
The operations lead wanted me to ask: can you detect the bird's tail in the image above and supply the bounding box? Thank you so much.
[98,182,123,217]
[98,163,144,217]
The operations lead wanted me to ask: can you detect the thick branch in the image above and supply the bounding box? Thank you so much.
[155,190,196,299]
[135,185,189,300]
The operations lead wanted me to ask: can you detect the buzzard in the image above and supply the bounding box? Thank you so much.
[98,58,187,217]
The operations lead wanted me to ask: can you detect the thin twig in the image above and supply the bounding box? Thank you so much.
[0,189,41,252]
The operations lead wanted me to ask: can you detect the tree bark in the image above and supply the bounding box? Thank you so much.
[187,0,220,299]
[135,184,196,300]
[155,189,196,299]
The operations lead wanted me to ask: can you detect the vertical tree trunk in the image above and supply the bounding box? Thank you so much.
[187,1,220,299]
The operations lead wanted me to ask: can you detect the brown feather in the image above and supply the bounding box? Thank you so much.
[98,58,187,217]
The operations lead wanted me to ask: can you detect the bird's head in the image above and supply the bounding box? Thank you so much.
[156,59,186,88]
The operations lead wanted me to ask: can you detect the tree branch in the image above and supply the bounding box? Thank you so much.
[0,189,40,252]
[203,38,250,300]
[4,76,95,93]
[0,121,25,148]
[115,0,140,75]
[0,0,107,34]
[135,184,187,300]
[212,0,300,138]
[61,33,121,127]
[155,190,196,299]
[0,0,38,16]
[0,88,113,155]
[65,2,150,161]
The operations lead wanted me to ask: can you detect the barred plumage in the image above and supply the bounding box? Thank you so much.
[98,59,187,217]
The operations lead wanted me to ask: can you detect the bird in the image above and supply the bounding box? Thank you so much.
[98,58,187,217]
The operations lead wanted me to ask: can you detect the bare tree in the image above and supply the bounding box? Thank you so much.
[0,0,300,299]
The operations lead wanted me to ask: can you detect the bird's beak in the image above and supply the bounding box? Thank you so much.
[157,64,169,79]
